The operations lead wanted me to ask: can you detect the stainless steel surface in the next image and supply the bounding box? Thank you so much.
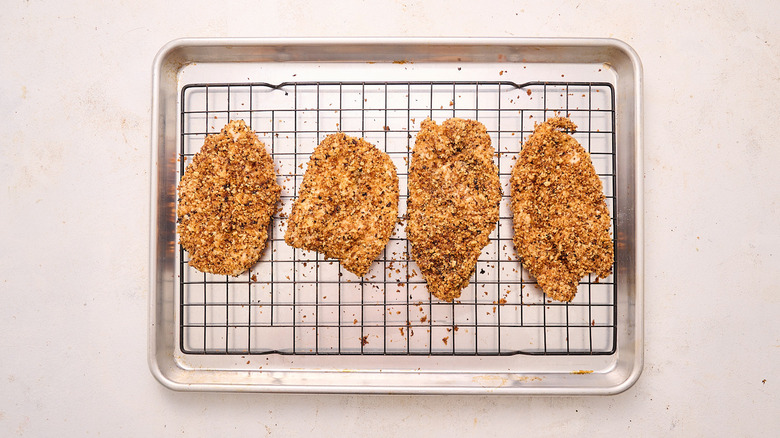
[149,37,643,394]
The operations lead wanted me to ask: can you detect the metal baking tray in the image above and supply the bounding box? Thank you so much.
[149,38,643,394]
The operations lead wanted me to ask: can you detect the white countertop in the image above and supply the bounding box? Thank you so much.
[1,0,778,436]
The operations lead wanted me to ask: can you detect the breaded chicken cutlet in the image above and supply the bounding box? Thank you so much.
[406,118,501,302]
[177,120,281,276]
[284,133,399,277]
[510,117,614,302]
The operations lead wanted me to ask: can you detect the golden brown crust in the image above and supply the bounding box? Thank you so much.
[284,133,399,277]
[177,120,281,276]
[406,118,501,302]
[510,117,614,302]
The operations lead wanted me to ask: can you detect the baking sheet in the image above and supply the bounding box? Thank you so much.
[149,38,643,394]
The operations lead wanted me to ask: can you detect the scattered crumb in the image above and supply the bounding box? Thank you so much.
[442,336,449,345]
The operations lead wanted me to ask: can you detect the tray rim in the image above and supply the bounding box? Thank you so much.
[149,36,644,395]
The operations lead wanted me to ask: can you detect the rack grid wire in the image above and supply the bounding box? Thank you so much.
[177,80,617,356]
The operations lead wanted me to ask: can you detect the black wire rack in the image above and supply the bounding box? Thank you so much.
[177,80,617,356]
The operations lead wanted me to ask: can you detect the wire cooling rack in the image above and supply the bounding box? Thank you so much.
[177,80,617,356]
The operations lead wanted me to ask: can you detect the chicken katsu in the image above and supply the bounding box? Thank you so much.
[510,117,614,302]
[284,133,399,277]
[177,119,281,276]
[406,118,501,302]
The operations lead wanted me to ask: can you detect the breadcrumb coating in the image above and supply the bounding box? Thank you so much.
[510,117,614,302]
[284,133,399,277]
[177,120,281,276]
[406,118,501,302]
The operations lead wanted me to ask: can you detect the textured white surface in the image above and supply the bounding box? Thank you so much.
[1,0,778,436]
